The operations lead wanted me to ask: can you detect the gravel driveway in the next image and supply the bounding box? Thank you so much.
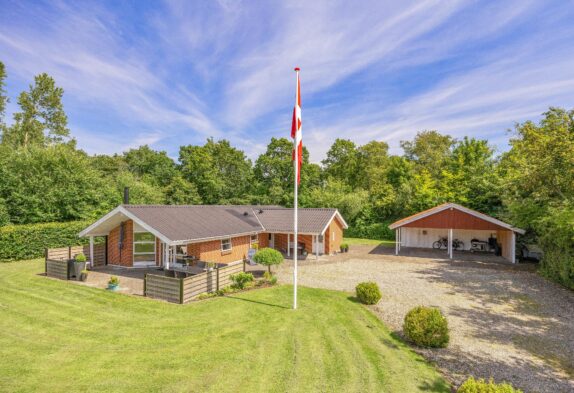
[268,245,574,393]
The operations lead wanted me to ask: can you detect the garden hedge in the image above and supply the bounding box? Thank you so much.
[344,221,394,240]
[0,220,93,262]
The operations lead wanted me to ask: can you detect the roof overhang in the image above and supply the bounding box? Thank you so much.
[79,206,172,244]
[388,203,525,235]
[321,210,349,235]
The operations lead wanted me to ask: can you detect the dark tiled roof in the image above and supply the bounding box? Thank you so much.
[256,208,338,234]
[123,205,263,242]
[121,205,342,242]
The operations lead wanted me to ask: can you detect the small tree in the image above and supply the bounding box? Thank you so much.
[253,247,284,273]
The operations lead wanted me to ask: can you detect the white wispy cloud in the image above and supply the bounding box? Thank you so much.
[1,0,573,162]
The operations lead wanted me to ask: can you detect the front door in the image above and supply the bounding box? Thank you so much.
[268,233,275,249]
[312,235,324,254]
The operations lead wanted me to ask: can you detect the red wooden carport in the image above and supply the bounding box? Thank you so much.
[389,203,525,263]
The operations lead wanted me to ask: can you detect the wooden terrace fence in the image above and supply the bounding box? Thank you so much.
[145,261,245,304]
[45,244,106,266]
[45,244,106,280]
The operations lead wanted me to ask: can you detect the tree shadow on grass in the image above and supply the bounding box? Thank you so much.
[225,295,290,309]
[418,378,452,393]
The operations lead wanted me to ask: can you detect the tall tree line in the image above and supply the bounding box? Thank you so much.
[0,62,573,288]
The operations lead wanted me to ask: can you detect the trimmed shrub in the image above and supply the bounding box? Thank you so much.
[457,377,523,393]
[230,272,254,290]
[0,220,94,262]
[253,247,284,273]
[403,306,449,348]
[344,221,395,240]
[355,282,382,305]
[75,253,87,262]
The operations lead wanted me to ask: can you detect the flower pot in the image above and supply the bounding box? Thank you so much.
[72,261,86,280]
[344,248,349,253]
[107,283,119,291]
[80,272,88,282]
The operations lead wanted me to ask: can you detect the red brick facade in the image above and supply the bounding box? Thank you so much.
[186,235,251,264]
[105,214,346,266]
[107,220,133,266]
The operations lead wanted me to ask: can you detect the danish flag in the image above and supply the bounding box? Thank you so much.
[291,67,302,184]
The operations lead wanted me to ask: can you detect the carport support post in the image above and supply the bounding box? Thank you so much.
[287,234,290,257]
[315,235,319,259]
[448,228,453,259]
[395,229,399,255]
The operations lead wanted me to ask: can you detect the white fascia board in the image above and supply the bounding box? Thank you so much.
[78,206,124,237]
[321,210,349,235]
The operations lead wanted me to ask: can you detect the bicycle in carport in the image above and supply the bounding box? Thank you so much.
[432,236,464,251]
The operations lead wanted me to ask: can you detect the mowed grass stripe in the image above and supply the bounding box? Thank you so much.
[0,260,449,392]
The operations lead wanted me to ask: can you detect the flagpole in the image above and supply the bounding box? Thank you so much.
[293,67,300,310]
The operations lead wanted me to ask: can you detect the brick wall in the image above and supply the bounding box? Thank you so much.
[186,235,251,264]
[325,217,344,254]
[274,233,288,252]
[258,233,269,248]
[108,220,133,266]
[155,238,162,266]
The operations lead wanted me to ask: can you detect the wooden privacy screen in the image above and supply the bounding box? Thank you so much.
[45,259,69,280]
[145,261,245,304]
[45,244,106,267]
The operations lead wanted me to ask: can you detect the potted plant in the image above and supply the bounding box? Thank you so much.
[72,253,88,280]
[107,276,120,291]
[340,243,349,253]
[205,261,216,272]
[80,269,89,282]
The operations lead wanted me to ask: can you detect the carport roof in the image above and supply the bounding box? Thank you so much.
[389,203,525,234]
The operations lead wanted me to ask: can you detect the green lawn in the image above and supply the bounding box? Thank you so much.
[344,237,395,247]
[0,260,449,393]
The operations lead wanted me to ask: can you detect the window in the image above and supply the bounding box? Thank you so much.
[133,231,155,264]
[221,238,232,252]
[250,234,258,246]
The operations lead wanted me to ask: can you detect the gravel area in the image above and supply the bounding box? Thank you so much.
[266,245,574,393]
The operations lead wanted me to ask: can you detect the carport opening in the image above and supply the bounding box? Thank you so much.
[390,204,523,263]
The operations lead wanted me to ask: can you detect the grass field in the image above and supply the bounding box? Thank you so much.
[343,237,395,246]
[0,260,449,392]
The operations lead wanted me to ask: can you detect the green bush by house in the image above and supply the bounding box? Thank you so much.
[230,272,254,290]
[355,282,382,305]
[253,247,284,273]
[0,220,92,262]
[457,377,523,393]
[403,306,449,348]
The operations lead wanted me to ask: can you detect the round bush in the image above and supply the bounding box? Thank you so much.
[403,306,449,348]
[355,282,382,305]
[253,248,284,273]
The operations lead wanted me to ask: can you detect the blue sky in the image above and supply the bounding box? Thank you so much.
[1,0,574,162]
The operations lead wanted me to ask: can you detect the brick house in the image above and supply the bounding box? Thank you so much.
[79,205,347,268]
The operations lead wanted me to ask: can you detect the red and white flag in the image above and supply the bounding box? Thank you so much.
[291,68,302,184]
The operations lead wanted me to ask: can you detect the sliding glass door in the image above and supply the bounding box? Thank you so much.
[133,231,155,267]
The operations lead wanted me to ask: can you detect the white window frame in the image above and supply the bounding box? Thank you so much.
[133,230,155,264]
[221,238,232,252]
